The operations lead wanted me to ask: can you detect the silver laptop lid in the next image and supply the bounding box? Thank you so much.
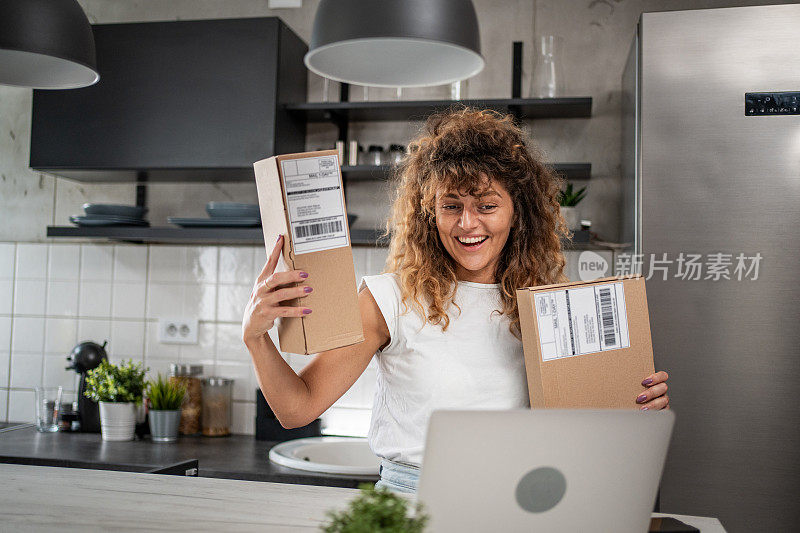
[418,409,675,533]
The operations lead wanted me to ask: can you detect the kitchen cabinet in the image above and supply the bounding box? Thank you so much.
[30,17,307,182]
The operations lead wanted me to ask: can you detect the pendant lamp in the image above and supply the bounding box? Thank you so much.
[304,0,484,88]
[0,0,99,89]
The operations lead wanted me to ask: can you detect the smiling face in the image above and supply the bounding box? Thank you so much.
[435,177,515,284]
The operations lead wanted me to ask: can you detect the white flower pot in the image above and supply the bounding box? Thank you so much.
[560,206,580,231]
[99,401,136,441]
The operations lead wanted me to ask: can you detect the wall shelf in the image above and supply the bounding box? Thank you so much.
[341,163,591,182]
[42,92,593,243]
[45,226,605,249]
[285,97,592,122]
[46,226,386,246]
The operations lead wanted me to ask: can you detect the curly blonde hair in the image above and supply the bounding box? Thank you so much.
[383,107,570,338]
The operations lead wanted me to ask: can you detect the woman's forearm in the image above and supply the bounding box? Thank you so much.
[245,334,312,428]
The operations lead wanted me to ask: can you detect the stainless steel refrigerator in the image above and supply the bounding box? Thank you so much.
[621,5,799,532]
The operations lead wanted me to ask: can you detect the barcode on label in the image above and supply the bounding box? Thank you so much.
[598,287,616,347]
[295,220,342,238]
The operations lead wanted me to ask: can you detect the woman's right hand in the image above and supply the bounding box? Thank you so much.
[242,235,313,345]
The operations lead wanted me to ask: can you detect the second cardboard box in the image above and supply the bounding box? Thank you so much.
[517,275,655,408]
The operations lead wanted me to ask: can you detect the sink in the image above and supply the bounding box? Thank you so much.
[268,436,380,476]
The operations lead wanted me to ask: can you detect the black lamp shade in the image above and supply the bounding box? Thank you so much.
[0,0,99,89]
[305,0,484,88]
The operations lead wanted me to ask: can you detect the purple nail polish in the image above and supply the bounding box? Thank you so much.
[276,235,281,243]
[641,407,649,411]
[303,286,313,293]
[299,272,309,278]
[642,378,653,386]
[637,394,647,403]
[302,308,312,315]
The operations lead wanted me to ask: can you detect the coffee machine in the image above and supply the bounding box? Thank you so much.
[66,340,108,433]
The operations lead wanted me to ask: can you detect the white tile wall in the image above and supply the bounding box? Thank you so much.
[80,245,113,281]
[46,281,79,316]
[109,320,146,359]
[0,316,11,353]
[14,279,46,315]
[77,319,111,345]
[79,281,112,317]
[0,352,10,390]
[182,283,217,321]
[10,353,43,389]
[219,247,254,284]
[148,246,185,283]
[12,317,45,353]
[111,282,146,319]
[0,242,385,435]
[44,318,77,354]
[0,280,13,315]
[113,245,147,283]
[16,244,48,279]
[0,388,8,422]
[8,389,35,423]
[216,284,250,323]
[43,354,76,390]
[48,245,80,280]
[0,243,16,279]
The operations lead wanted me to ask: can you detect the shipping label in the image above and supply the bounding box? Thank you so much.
[533,282,630,362]
[280,155,349,254]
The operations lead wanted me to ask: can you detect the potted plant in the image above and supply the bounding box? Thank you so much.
[322,483,429,532]
[146,374,186,443]
[558,183,587,231]
[83,359,147,441]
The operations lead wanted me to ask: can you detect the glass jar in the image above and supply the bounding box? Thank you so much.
[387,144,405,166]
[169,363,203,435]
[365,145,384,166]
[201,377,233,437]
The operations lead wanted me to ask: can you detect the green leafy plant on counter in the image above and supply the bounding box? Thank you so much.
[83,359,147,404]
[321,483,429,533]
[146,374,186,411]
[558,182,587,207]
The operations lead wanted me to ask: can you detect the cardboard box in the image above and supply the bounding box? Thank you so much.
[253,149,364,354]
[516,275,655,408]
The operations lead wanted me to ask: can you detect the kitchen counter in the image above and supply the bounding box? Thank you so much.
[0,426,377,489]
[1,464,726,532]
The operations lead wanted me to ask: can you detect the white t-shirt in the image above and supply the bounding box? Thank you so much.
[359,272,530,467]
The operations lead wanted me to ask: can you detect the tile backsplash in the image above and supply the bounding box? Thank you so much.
[0,242,387,436]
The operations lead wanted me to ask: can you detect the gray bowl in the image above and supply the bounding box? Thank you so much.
[206,202,260,219]
[83,203,147,218]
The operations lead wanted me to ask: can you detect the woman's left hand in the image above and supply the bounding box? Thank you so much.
[636,371,670,410]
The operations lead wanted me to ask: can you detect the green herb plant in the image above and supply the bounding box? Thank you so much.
[321,483,429,533]
[558,183,587,207]
[83,359,147,405]
[146,374,186,411]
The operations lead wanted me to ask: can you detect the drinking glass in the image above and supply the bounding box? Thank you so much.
[35,386,63,432]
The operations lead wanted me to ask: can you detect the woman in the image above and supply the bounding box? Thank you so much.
[242,108,669,494]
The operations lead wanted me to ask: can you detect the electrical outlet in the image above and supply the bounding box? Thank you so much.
[158,317,198,345]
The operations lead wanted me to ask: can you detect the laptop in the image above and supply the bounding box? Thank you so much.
[417,409,675,533]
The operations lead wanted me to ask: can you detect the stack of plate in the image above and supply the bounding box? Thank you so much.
[168,202,261,228]
[70,204,149,227]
